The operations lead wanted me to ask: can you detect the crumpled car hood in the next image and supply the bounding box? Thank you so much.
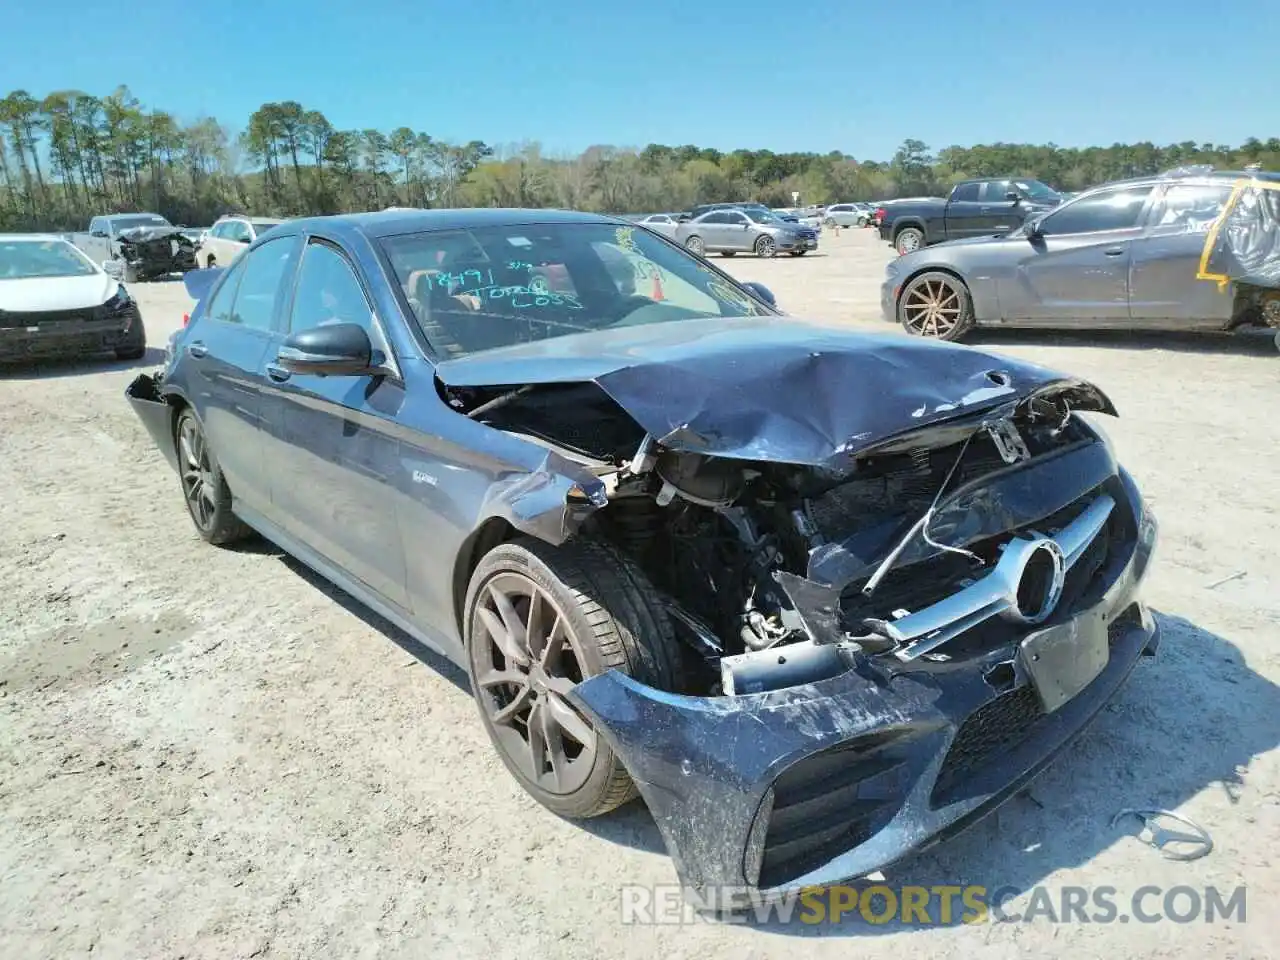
[435,316,1117,466]
[117,225,189,243]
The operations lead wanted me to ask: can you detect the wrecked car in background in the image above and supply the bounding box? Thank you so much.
[124,209,1160,903]
[883,167,1280,350]
[1,235,146,362]
[75,212,198,282]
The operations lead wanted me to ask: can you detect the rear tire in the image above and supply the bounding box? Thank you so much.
[894,227,925,255]
[174,409,254,546]
[464,537,684,819]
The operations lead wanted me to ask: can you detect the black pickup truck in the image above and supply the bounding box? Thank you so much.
[878,177,1064,255]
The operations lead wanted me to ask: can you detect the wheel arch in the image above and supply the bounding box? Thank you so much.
[451,515,519,642]
[895,264,973,311]
[891,218,926,241]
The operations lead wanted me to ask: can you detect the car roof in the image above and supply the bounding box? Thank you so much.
[283,207,627,240]
[0,233,71,242]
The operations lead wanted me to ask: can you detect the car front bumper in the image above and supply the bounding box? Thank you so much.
[0,305,142,361]
[880,276,898,323]
[569,479,1159,902]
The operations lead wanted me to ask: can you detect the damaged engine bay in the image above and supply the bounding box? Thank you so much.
[444,375,1125,698]
[115,225,198,280]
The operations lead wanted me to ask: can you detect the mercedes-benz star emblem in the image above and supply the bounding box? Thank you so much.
[1111,808,1214,861]
[1010,538,1067,624]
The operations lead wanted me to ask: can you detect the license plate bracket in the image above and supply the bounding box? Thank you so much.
[1018,610,1110,713]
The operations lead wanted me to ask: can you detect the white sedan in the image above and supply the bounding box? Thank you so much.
[0,235,147,362]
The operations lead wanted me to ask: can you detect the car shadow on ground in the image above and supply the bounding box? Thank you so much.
[260,547,471,693]
[0,347,167,380]
[740,610,1280,936]
[966,326,1278,357]
[216,533,1280,935]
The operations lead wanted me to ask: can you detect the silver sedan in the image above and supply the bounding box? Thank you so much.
[674,208,817,258]
[634,213,680,239]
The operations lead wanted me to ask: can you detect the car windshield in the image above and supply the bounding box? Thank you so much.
[745,210,782,223]
[109,214,171,231]
[251,221,280,234]
[1013,180,1061,202]
[0,239,98,279]
[380,221,774,359]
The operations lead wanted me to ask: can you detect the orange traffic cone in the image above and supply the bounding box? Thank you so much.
[650,271,665,301]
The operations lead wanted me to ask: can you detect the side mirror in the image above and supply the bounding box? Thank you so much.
[102,260,124,280]
[1024,219,1043,239]
[277,322,374,376]
[743,281,777,306]
[1005,191,1021,203]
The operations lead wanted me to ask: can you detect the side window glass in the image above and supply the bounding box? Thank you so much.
[289,242,375,335]
[952,183,980,202]
[231,221,253,243]
[227,236,301,330]
[1153,184,1233,232]
[204,258,248,325]
[1038,186,1153,236]
[702,212,727,224]
[979,181,1011,202]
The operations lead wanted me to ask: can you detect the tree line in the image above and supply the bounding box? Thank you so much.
[2,85,1278,231]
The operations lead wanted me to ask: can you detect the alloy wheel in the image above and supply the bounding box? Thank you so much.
[178,417,218,531]
[756,236,776,258]
[897,231,922,254]
[685,236,704,256]
[472,572,598,795]
[902,278,963,338]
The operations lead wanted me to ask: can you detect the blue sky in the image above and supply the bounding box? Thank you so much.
[3,0,1278,161]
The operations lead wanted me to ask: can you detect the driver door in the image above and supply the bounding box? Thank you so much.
[722,210,753,251]
[258,237,411,610]
[1003,184,1155,323]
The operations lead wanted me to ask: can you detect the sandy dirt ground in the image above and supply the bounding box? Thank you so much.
[2,228,1278,959]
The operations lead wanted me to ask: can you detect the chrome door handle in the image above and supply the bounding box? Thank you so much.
[265,363,292,383]
[1104,248,1125,257]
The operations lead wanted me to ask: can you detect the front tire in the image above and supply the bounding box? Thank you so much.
[755,235,777,258]
[720,250,736,258]
[790,249,807,257]
[174,409,254,546]
[464,537,683,819]
[684,235,704,256]
[897,271,974,341]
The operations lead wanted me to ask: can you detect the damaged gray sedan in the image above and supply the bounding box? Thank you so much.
[125,209,1160,902]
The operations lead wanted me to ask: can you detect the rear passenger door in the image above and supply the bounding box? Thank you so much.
[1127,181,1235,325]
[181,235,301,517]
[259,237,411,610]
